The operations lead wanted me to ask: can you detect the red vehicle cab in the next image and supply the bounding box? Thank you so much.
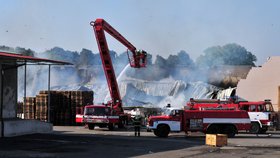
[82,105,120,130]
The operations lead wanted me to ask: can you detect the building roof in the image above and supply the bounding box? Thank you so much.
[0,51,72,65]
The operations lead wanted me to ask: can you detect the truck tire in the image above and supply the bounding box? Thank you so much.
[223,125,236,138]
[108,123,115,131]
[259,127,268,134]
[118,123,124,129]
[250,122,260,134]
[153,129,160,137]
[88,124,95,130]
[156,124,170,138]
[206,125,220,134]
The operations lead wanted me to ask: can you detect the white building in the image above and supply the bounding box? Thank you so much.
[237,56,280,111]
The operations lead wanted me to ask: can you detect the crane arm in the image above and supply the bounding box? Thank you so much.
[90,18,147,114]
[91,19,147,68]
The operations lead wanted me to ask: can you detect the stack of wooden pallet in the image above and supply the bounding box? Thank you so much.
[17,101,23,117]
[23,97,36,119]
[36,91,52,122]
[22,90,93,125]
[70,91,93,125]
[54,91,71,125]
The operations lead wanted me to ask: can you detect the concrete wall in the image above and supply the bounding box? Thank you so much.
[0,119,53,137]
[2,65,17,118]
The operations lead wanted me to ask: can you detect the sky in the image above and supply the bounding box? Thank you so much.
[0,0,280,65]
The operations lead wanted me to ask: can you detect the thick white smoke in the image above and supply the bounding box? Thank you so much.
[13,46,238,107]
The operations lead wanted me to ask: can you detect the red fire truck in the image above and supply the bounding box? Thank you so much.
[186,98,277,134]
[77,19,147,130]
[147,108,251,137]
[147,107,251,138]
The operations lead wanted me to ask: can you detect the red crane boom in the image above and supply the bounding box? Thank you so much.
[90,18,147,114]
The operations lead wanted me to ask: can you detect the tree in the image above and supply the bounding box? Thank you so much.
[167,55,179,67]
[79,48,95,66]
[196,43,257,68]
[0,45,14,52]
[15,47,35,56]
[154,55,167,68]
[174,50,194,68]
[42,47,80,63]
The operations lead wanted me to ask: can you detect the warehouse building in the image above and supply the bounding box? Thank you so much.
[0,51,71,137]
[236,56,280,129]
[237,56,280,112]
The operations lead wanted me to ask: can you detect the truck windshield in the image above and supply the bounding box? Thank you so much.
[84,107,110,116]
[161,108,172,116]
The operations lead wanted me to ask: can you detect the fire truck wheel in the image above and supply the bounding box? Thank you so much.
[206,125,220,134]
[153,129,160,137]
[224,125,236,138]
[259,127,268,134]
[156,124,170,138]
[118,122,124,128]
[88,124,95,130]
[108,123,115,131]
[250,122,260,134]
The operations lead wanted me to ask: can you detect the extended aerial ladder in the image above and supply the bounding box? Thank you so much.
[90,18,147,115]
[77,19,147,130]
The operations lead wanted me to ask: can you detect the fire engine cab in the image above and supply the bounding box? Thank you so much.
[147,107,251,138]
[186,98,277,134]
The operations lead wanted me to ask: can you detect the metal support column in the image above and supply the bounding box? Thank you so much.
[48,65,51,122]
[23,63,26,119]
[0,65,4,137]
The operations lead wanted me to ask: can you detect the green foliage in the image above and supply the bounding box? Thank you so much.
[196,43,257,68]
[0,46,35,56]
[43,47,80,63]
[0,45,14,52]
[79,48,95,66]
[2,43,255,85]
[15,47,35,56]
[154,55,167,68]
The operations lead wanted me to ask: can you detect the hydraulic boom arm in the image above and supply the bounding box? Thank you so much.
[90,18,147,114]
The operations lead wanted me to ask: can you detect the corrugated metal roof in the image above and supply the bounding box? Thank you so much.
[0,51,72,65]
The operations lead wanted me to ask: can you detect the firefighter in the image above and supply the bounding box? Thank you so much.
[132,109,142,136]
[141,50,147,65]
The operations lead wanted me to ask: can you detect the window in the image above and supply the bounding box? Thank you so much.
[250,105,257,112]
[189,119,203,130]
[258,105,265,112]
[170,110,181,116]
[240,105,249,111]
[84,107,110,116]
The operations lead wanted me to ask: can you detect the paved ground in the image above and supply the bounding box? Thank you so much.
[0,126,280,158]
